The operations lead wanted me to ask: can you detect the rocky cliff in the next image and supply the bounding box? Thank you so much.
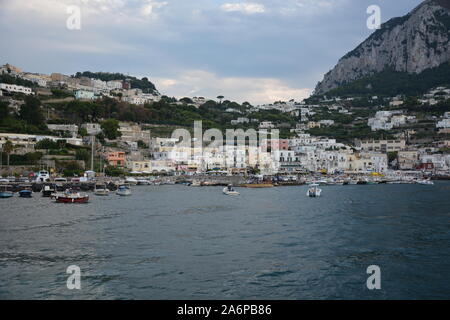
[314,0,450,95]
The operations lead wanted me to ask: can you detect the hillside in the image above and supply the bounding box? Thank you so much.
[314,0,450,96]
[74,71,158,94]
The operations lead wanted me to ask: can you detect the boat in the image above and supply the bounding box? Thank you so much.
[18,189,33,198]
[417,179,434,185]
[125,177,138,185]
[0,185,14,198]
[54,189,89,203]
[307,184,322,197]
[223,185,240,196]
[35,170,50,183]
[116,185,132,196]
[42,184,56,197]
[244,183,274,188]
[94,184,110,196]
[137,179,150,185]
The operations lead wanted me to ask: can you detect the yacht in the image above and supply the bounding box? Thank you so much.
[35,170,50,183]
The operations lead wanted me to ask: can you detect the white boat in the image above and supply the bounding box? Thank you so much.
[223,185,240,196]
[417,179,434,185]
[94,184,110,196]
[125,177,138,185]
[137,179,150,185]
[116,185,132,196]
[35,170,50,182]
[307,184,322,197]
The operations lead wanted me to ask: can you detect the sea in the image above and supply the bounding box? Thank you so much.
[0,183,449,299]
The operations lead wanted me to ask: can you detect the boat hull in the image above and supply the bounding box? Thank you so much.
[19,191,33,198]
[55,196,89,203]
[0,192,14,198]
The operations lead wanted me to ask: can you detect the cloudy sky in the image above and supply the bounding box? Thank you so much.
[0,0,423,104]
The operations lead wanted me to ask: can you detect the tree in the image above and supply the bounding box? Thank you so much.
[217,95,224,104]
[3,140,14,170]
[101,119,121,140]
[75,148,90,163]
[0,101,9,119]
[19,96,45,126]
[78,127,88,137]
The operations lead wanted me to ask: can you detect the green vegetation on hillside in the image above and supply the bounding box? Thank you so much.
[322,63,450,98]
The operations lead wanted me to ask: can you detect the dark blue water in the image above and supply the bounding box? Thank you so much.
[0,183,449,299]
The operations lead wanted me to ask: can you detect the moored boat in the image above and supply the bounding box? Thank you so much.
[244,183,274,188]
[116,185,132,196]
[94,184,110,196]
[125,177,138,185]
[19,189,33,198]
[0,185,14,198]
[54,189,89,203]
[416,178,434,185]
[42,184,56,197]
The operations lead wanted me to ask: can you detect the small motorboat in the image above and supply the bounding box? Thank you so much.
[19,189,33,198]
[0,185,14,198]
[42,184,56,197]
[417,179,434,185]
[116,185,132,196]
[223,185,240,196]
[54,189,89,203]
[137,179,150,185]
[307,184,322,197]
[94,184,110,196]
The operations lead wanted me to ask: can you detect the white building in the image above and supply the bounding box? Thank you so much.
[437,119,450,129]
[0,83,33,95]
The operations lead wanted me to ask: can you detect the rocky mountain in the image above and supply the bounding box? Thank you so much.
[314,0,450,95]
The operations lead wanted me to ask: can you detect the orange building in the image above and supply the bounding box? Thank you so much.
[107,151,126,167]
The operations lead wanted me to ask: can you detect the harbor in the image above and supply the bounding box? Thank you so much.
[1,182,449,299]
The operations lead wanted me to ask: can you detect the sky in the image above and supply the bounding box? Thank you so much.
[0,0,423,105]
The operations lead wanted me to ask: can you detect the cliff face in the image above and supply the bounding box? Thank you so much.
[314,0,450,95]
